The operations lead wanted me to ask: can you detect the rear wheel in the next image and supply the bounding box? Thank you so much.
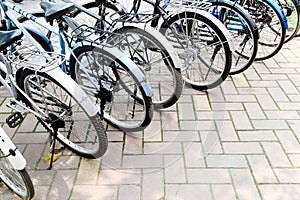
[113,26,183,109]
[243,0,286,60]
[69,46,153,132]
[161,11,232,90]
[17,68,108,158]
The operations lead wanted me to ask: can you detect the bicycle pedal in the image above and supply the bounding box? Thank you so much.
[6,112,24,128]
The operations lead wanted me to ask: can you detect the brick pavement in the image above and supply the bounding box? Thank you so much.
[2,1,300,200]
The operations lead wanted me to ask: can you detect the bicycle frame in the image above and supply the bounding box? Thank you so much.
[0,126,26,170]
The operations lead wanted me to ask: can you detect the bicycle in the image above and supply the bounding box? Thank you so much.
[73,0,235,90]
[2,0,154,132]
[0,125,34,199]
[236,0,288,60]
[276,0,300,43]
[164,0,259,74]
[18,0,184,110]
[0,29,108,169]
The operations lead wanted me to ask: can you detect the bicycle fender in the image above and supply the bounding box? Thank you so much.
[71,43,153,98]
[44,67,99,117]
[0,128,26,170]
[161,8,236,51]
[23,25,54,52]
[113,24,182,70]
[264,0,288,29]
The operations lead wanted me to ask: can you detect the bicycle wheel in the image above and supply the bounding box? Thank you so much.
[113,26,183,109]
[207,0,259,75]
[0,150,34,199]
[242,0,286,60]
[160,11,232,90]
[16,68,108,159]
[69,45,153,132]
[277,0,300,43]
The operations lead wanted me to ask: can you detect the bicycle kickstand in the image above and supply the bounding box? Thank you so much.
[47,112,65,170]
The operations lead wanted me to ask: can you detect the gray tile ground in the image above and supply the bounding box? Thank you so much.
[2,1,300,200]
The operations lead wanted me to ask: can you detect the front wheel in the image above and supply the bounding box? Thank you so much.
[17,68,108,159]
[0,151,34,199]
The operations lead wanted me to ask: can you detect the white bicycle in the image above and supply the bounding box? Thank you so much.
[0,126,34,199]
[0,29,108,170]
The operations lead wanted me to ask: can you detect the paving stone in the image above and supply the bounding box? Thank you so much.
[98,169,141,185]
[211,102,244,111]
[76,158,101,185]
[288,154,300,167]
[142,169,164,200]
[252,120,289,130]
[196,110,231,120]
[231,73,250,87]
[200,130,223,154]
[230,111,253,130]
[206,155,248,168]
[70,185,118,200]
[265,111,299,119]
[223,142,263,154]
[231,169,261,200]
[48,170,77,200]
[238,131,277,141]
[178,103,196,120]
[262,142,291,167]
[244,103,266,119]
[164,155,186,183]
[225,95,256,102]
[118,185,140,200]
[193,95,211,110]
[247,155,277,183]
[163,130,199,142]
[187,168,231,183]
[183,142,206,168]
[211,184,236,200]
[166,184,212,200]
[220,80,238,94]
[256,94,278,110]
[259,184,300,200]
[215,121,239,141]
[268,87,290,102]
[278,80,299,94]
[276,130,300,153]
[144,142,182,155]
[122,155,163,168]
[274,168,300,183]
[180,120,215,131]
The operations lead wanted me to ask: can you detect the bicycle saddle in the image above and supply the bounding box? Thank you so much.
[0,30,23,52]
[40,1,75,21]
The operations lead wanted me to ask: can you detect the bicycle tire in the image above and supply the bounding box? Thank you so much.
[69,45,153,132]
[242,0,286,60]
[0,150,34,199]
[206,0,259,75]
[277,0,300,43]
[160,11,232,90]
[112,26,183,109]
[16,68,108,159]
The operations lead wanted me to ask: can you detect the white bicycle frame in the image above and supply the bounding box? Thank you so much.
[0,127,26,170]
